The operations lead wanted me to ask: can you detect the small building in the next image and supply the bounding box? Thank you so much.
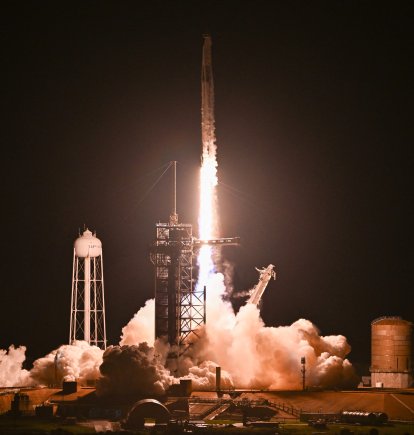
[11,393,33,416]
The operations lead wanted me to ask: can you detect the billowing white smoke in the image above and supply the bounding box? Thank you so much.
[0,341,103,388]
[184,272,357,389]
[0,275,356,391]
[186,361,233,390]
[120,298,155,346]
[30,341,103,386]
[0,346,30,387]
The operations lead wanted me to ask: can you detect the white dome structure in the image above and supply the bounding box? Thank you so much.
[74,229,102,258]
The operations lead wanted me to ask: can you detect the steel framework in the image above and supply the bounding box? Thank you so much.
[150,217,239,347]
[150,222,206,346]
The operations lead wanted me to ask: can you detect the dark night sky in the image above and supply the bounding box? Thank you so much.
[1,1,412,372]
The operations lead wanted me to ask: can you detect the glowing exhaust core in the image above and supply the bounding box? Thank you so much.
[199,153,218,240]
[197,152,218,291]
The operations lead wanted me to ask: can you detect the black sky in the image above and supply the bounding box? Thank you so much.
[1,1,412,372]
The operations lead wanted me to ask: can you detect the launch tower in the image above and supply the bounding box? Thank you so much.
[69,229,107,349]
[150,162,202,346]
[150,163,239,347]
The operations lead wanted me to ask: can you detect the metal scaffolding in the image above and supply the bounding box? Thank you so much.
[150,221,205,346]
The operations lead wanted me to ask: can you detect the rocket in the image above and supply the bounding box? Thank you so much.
[201,34,216,155]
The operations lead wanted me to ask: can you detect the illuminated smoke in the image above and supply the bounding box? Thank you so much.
[120,298,155,346]
[0,346,30,387]
[0,342,103,387]
[186,361,233,390]
[184,274,357,389]
[196,151,219,292]
[29,341,103,386]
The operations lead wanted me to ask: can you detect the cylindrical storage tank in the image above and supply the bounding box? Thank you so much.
[370,317,413,388]
[74,229,102,258]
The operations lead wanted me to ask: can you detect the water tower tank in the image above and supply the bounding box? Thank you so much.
[370,316,413,388]
[74,229,102,258]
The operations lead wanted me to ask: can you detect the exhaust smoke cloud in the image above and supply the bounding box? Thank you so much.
[0,286,356,391]
[120,298,155,346]
[178,273,356,390]
[29,341,103,386]
[0,346,30,387]
[97,343,175,397]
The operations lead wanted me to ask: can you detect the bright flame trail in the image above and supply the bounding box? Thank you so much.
[197,34,218,291]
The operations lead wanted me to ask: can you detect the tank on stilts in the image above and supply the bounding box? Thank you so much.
[69,228,107,349]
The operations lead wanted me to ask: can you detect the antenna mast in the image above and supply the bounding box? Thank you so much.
[170,161,178,225]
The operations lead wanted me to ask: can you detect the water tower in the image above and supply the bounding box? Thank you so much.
[69,229,107,349]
